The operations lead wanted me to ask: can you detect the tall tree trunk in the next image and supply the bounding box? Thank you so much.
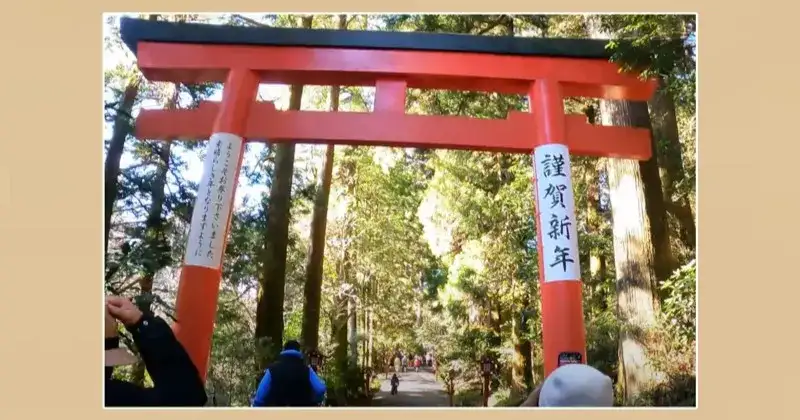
[491,299,503,338]
[333,291,349,404]
[130,85,179,386]
[584,14,675,289]
[255,83,303,368]
[333,252,351,404]
[614,100,676,288]
[503,14,515,35]
[359,305,366,367]
[518,337,533,390]
[648,78,696,252]
[255,17,313,370]
[334,294,349,365]
[331,144,359,403]
[600,99,661,403]
[301,84,341,350]
[505,19,533,391]
[519,292,534,390]
[589,253,606,283]
[509,270,531,391]
[584,157,608,308]
[104,76,141,259]
[301,14,347,351]
[589,254,608,299]
[130,139,173,386]
[510,313,525,389]
[359,309,366,367]
[104,13,159,260]
[415,273,423,327]
[638,106,677,287]
[367,309,374,368]
[347,295,358,365]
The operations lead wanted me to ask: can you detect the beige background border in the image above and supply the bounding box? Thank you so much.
[0,1,793,418]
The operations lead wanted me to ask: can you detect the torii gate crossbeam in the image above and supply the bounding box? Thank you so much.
[119,17,656,381]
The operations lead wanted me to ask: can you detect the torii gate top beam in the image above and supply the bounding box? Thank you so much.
[119,18,656,159]
[120,18,654,100]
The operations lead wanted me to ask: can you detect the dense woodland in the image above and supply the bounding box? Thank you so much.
[103,13,697,407]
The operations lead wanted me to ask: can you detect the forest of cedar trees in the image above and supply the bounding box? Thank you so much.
[103,13,697,407]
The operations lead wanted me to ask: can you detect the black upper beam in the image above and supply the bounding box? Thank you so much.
[119,17,614,60]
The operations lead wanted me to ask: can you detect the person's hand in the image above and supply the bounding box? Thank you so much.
[520,383,542,407]
[105,306,120,338]
[106,296,144,327]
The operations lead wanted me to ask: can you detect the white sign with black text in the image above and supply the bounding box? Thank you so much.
[185,132,243,268]
[533,144,581,282]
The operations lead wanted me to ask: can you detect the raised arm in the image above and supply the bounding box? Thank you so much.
[128,314,208,406]
[308,367,327,404]
[107,296,207,407]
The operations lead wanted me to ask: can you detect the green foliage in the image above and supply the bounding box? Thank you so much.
[660,260,697,343]
[624,260,696,407]
[453,388,483,407]
[208,306,259,406]
[585,310,620,380]
[320,363,372,406]
[630,371,696,407]
[601,14,696,104]
[629,325,696,406]
[489,386,527,407]
[283,310,303,341]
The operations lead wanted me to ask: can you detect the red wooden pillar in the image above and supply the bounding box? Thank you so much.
[172,68,259,380]
[529,79,587,378]
[375,79,407,114]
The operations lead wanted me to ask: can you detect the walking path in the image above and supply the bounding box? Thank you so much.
[372,368,449,407]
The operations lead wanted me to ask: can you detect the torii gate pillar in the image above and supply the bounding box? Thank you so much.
[530,79,586,375]
[172,69,259,378]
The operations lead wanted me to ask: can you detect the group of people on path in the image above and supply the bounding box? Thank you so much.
[392,351,432,373]
[104,295,613,407]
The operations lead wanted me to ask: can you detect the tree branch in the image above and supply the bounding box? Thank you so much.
[116,276,142,294]
[476,16,507,35]
[231,14,268,27]
[152,295,177,321]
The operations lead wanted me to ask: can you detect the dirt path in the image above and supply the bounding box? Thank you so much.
[372,369,449,407]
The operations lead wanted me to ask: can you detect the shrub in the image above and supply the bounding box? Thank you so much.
[630,260,697,407]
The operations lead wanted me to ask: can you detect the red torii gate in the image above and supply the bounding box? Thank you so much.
[119,17,656,381]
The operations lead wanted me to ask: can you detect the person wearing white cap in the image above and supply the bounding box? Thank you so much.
[521,364,614,407]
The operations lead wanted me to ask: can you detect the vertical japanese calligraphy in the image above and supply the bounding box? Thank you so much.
[185,132,243,268]
[533,144,580,282]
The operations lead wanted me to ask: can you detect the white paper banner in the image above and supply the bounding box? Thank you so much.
[533,144,581,282]
[185,132,243,268]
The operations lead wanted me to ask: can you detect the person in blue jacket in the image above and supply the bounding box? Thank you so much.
[252,340,327,406]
